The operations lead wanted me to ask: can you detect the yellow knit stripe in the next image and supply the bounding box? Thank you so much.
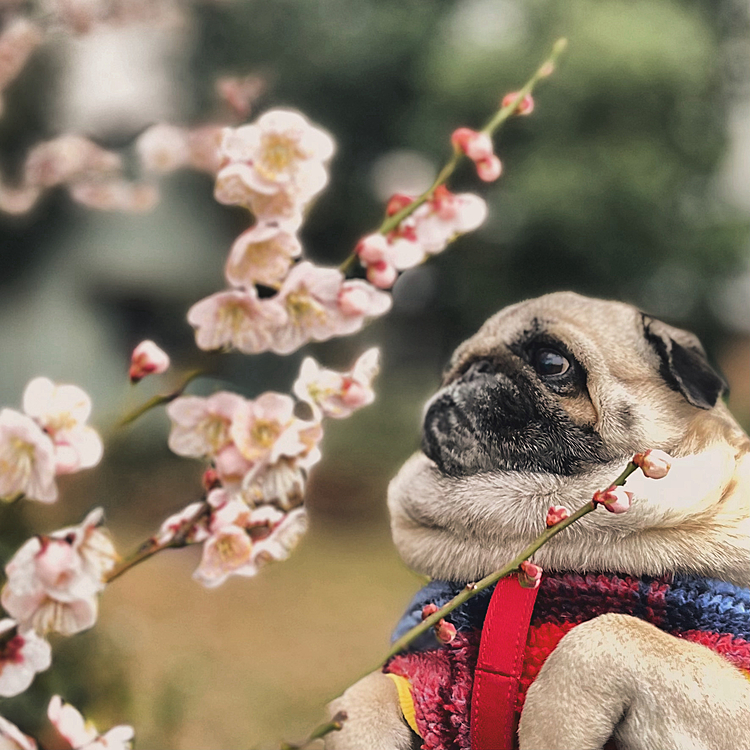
[385,673,421,737]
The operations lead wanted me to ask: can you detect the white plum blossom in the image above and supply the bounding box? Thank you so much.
[24,135,121,189]
[67,180,159,213]
[241,457,306,510]
[293,348,380,419]
[219,109,334,195]
[0,619,51,697]
[337,279,392,319]
[187,288,287,354]
[156,502,210,546]
[411,187,487,254]
[129,340,170,383]
[1,509,117,636]
[225,222,302,288]
[193,503,307,588]
[22,377,103,476]
[0,714,37,750]
[269,262,389,354]
[166,392,246,458]
[0,409,57,503]
[135,124,190,173]
[48,696,134,750]
[230,392,307,466]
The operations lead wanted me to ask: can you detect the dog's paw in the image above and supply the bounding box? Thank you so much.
[325,671,417,750]
[519,613,750,750]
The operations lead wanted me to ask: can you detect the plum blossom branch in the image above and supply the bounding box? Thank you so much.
[383,456,638,663]
[103,501,211,584]
[118,369,203,427]
[369,37,567,245]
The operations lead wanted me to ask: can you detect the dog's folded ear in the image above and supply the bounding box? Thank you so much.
[641,314,728,410]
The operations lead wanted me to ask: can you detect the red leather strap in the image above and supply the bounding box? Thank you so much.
[470,574,540,750]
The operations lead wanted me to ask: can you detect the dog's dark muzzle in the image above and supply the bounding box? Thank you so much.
[421,362,611,478]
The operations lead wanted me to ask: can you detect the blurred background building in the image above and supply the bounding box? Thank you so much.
[0,0,748,747]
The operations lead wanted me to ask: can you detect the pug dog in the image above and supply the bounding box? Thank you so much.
[326,291,750,750]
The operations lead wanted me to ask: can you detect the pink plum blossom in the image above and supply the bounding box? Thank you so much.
[218,109,334,195]
[155,502,210,546]
[224,222,302,288]
[0,619,51,697]
[501,91,535,115]
[1,509,117,636]
[186,125,223,175]
[633,449,672,480]
[545,505,570,527]
[215,74,265,120]
[293,348,380,419]
[410,186,487,254]
[187,288,287,354]
[193,506,308,588]
[593,486,633,514]
[48,696,134,750]
[24,135,121,189]
[22,377,103,475]
[270,262,390,353]
[518,561,543,589]
[0,409,57,503]
[166,392,246,458]
[129,340,170,383]
[67,180,159,213]
[0,714,37,750]
[337,279,392,318]
[230,393,307,466]
[213,443,254,489]
[135,124,190,173]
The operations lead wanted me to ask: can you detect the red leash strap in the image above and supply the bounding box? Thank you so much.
[470,574,540,750]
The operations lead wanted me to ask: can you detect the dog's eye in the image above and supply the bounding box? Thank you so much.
[534,348,570,377]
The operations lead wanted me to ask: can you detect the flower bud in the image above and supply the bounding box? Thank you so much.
[518,561,543,589]
[435,619,457,644]
[451,128,493,162]
[202,468,221,492]
[129,340,170,383]
[593,486,633,514]
[475,155,502,182]
[421,603,439,620]
[386,193,413,216]
[633,449,672,480]
[545,505,570,527]
[501,91,535,115]
[366,259,398,289]
[355,233,388,265]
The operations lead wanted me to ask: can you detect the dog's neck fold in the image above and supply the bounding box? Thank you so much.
[389,445,750,588]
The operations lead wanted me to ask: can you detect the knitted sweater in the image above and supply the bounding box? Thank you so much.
[383,572,750,750]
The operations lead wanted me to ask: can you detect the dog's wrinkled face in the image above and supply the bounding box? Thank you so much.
[389,292,750,584]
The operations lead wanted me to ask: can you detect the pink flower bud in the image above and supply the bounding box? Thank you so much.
[202,468,221,491]
[518,561,543,589]
[475,155,502,182]
[545,505,570,527]
[366,260,398,289]
[501,91,535,115]
[451,128,494,162]
[593,486,633,514]
[355,233,388,265]
[386,193,413,217]
[633,449,672,480]
[435,619,457,644]
[129,340,170,383]
[421,603,439,620]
